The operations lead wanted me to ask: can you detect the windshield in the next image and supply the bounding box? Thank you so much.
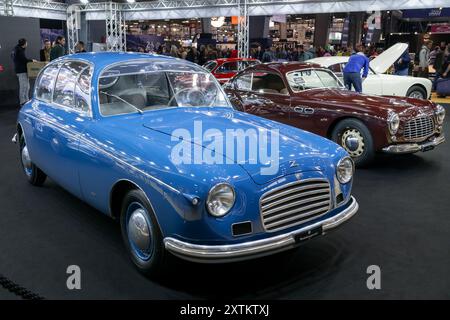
[98,60,230,116]
[286,69,343,92]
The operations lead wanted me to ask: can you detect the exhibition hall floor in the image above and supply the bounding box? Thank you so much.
[0,104,449,299]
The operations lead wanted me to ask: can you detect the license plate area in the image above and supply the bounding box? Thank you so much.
[294,226,323,243]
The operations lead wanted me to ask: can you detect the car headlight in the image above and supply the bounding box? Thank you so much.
[206,183,235,217]
[435,104,445,125]
[336,157,354,184]
[387,111,400,135]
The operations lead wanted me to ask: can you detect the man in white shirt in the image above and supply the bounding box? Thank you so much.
[418,40,432,78]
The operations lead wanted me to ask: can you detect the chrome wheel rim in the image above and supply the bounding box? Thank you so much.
[21,145,33,177]
[341,129,365,158]
[126,202,153,261]
[409,91,424,99]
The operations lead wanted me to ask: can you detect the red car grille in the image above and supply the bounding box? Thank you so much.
[403,116,435,141]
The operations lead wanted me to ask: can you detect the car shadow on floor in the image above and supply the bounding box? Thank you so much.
[155,238,350,299]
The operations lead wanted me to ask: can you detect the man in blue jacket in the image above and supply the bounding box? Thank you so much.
[343,45,369,93]
[394,48,411,76]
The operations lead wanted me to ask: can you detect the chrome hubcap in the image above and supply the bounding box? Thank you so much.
[21,145,32,176]
[409,91,424,99]
[127,207,152,259]
[341,129,365,157]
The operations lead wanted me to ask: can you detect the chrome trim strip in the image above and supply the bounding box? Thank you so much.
[382,134,445,154]
[164,196,358,263]
[12,133,17,144]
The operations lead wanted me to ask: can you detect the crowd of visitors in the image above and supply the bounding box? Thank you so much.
[10,36,450,105]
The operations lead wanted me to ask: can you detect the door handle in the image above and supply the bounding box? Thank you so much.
[294,106,314,114]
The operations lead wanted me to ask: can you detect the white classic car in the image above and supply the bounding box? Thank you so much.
[308,43,432,100]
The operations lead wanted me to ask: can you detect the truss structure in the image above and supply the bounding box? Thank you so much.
[237,0,249,60]
[67,5,80,54]
[4,0,450,19]
[105,2,126,52]
[1,0,14,16]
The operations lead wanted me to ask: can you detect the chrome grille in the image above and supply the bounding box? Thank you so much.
[404,116,434,140]
[260,178,331,232]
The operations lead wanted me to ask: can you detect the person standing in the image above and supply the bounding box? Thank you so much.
[13,38,36,105]
[186,47,198,64]
[432,43,446,90]
[252,45,263,61]
[394,48,411,76]
[75,41,86,53]
[302,43,315,60]
[439,45,450,79]
[40,39,51,62]
[342,44,369,93]
[50,36,66,61]
[418,40,432,78]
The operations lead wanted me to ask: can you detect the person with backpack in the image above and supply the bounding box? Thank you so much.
[12,38,36,105]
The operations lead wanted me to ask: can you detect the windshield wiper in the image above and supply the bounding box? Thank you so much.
[100,91,143,115]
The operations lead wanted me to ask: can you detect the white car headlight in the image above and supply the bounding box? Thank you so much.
[435,104,445,125]
[336,157,354,184]
[206,183,235,217]
[387,111,400,135]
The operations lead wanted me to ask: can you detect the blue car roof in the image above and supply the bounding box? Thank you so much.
[56,52,184,73]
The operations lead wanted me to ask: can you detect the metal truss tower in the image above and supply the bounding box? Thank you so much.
[105,1,126,52]
[67,4,80,54]
[237,0,249,61]
[1,0,14,16]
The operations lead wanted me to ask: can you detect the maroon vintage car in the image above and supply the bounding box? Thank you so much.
[224,62,446,166]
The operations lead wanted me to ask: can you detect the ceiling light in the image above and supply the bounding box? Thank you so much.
[80,0,89,4]
[127,0,135,3]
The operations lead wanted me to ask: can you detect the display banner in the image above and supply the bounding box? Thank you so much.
[402,8,450,19]
[40,28,64,46]
[430,24,450,33]
[365,11,381,45]
[271,15,286,23]
[341,16,350,47]
[126,34,165,52]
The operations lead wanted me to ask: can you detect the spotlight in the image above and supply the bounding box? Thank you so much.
[127,0,136,3]
[80,0,89,4]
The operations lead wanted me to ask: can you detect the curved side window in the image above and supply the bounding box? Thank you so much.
[234,72,252,91]
[35,63,60,102]
[53,61,91,113]
[75,67,92,113]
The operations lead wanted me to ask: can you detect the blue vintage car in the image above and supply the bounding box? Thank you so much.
[14,52,358,275]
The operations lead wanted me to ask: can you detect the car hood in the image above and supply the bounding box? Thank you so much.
[370,43,408,74]
[305,88,435,117]
[142,107,344,185]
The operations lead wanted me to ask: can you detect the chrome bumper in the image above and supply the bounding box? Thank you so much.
[382,134,445,154]
[164,196,358,263]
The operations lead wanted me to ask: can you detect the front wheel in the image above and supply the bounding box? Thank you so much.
[406,85,427,99]
[19,134,46,186]
[331,119,375,167]
[120,189,167,276]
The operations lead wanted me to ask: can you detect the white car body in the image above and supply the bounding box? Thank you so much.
[307,43,432,99]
